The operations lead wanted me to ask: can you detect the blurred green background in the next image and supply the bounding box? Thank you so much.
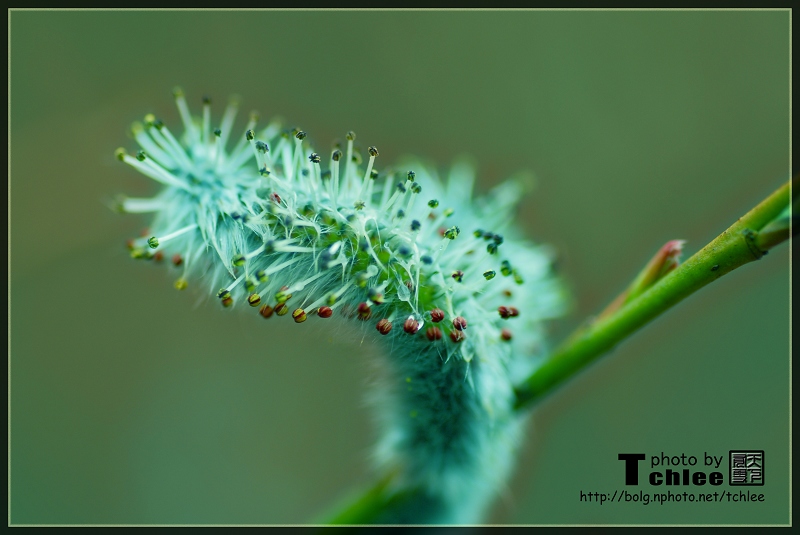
[9,10,789,525]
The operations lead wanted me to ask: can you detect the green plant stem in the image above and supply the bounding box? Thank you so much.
[513,176,795,410]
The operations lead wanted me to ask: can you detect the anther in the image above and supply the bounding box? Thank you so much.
[452,270,464,282]
[221,297,234,308]
[255,141,269,153]
[501,329,513,342]
[498,306,511,319]
[309,152,321,163]
[403,316,420,334]
[136,150,146,162]
[513,269,524,285]
[214,128,222,137]
[256,270,269,283]
[275,286,292,303]
[396,182,407,193]
[367,288,384,304]
[259,304,274,318]
[493,234,504,245]
[346,131,356,141]
[357,302,372,321]
[153,251,163,262]
[115,147,126,161]
[275,303,289,316]
[245,129,255,141]
[474,229,483,238]
[248,293,262,307]
[376,319,392,335]
[317,306,333,318]
[332,149,342,161]
[449,330,466,343]
[295,130,307,140]
[487,243,498,255]
[396,209,405,219]
[484,270,496,280]
[410,220,421,232]
[407,170,416,182]
[428,199,439,208]
[426,327,443,341]
[421,255,433,265]
[444,226,460,240]
[292,308,307,323]
[368,146,379,157]
[452,316,468,331]
[232,254,246,267]
[509,307,519,317]
[172,254,183,266]
[174,278,188,290]
[430,308,445,323]
[217,288,231,300]
[147,237,159,249]
[370,168,379,179]
[500,260,512,277]
[245,278,256,293]
[410,183,421,194]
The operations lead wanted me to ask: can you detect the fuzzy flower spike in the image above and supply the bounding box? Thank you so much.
[115,88,566,524]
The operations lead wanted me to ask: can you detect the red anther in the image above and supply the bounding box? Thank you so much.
[376,319,393,335]
[428,213,436,220]
[125,239,135,250]
[172,254,183,266]
[438,227,447,237]
[275,303,289,316]
[270,192,282,204]
[153,251,164,262]
[508,307,519,317]
[292,308,307,323]
[426,327,442,341]
[452,316,468,331]
[403,316,420,334]
[503,289,513,297]
[140,227,150,237]
[501,328,513,342]
[498,306,511,319]
[317,306,333,318]
[259,304,274,318]
[221,297,233,308]
[449,330,466,343]
[430,308,445,323]
[357,302,372,321]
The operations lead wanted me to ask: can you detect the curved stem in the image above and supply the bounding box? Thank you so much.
[513,176,795,410]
